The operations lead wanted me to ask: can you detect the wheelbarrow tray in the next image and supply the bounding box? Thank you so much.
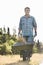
[13,42,34,51]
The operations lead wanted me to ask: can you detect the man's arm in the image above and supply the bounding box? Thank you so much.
[33,17,37,36]
[19,18,22,34]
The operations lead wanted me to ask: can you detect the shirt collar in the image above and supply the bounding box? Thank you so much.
[24,15,31,18]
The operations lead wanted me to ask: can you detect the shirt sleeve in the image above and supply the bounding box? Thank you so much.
[19,18,22,30]
[32,17,37,28]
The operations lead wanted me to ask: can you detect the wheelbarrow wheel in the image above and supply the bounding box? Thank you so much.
[23,53,30,61]
[23,54,26,61]
[23,50,32,61]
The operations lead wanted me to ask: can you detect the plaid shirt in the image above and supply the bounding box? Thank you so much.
[19,16,37,36]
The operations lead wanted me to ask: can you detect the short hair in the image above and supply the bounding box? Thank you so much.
[24,7,30,10]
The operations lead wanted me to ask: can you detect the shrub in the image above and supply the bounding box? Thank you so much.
[8,39,15,46]
[0,44,6,55]
[4,43,12,54]
[0,43,12,55]
[33,44,38,53]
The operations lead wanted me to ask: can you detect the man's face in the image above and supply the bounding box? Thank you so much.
[25,8,30,15]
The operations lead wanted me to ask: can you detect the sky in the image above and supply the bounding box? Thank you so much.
[0,0,43,42]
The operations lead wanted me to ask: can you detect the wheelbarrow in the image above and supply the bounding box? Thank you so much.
[12,34,36,61]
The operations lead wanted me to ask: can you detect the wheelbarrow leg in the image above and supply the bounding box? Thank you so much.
[22,50,26,61]
[20,50,26,61]
[23,49,33,61]
[23,54,26,61]
[23,50,30,61]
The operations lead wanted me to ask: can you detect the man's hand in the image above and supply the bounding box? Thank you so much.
[35,30,37,36]
[34,27,37,37]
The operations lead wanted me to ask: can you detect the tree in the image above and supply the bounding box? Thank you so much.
[7,27,10,35]
[3,26,6,34]
[0,28,2,35]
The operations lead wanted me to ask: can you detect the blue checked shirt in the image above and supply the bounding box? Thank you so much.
[19,16,37,36]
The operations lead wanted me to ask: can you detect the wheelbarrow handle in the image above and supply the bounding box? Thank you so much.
[18,31,37,38]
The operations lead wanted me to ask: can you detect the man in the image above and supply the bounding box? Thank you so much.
[18,7,37,60]
[19,7,37,43]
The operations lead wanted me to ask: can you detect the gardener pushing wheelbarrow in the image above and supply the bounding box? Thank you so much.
[18,7,37,61]
[12,7,37,61]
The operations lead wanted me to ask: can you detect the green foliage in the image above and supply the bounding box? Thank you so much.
[0,39,16,55]
[4,43,12,54]
[8,39,15,46]
[0,34,6,43]
[2,34,6,43]
[0,44,6,54]
[11,36,17,41]
[33,43,38,53]
[0,27,17,55]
